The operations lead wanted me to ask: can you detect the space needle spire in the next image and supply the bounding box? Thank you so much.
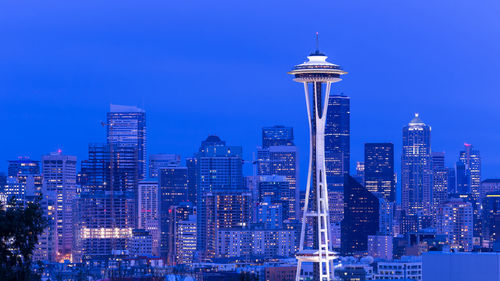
[288,35,347,281]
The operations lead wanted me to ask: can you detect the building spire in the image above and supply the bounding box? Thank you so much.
[316,32,320,53]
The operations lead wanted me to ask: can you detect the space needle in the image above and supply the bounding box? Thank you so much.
[288,34,347,281]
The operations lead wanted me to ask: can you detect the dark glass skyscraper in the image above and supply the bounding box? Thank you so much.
[341,175,379,256]
[194,135,244,260]
[364,143,395,202]
[432,152,449,213]
[256,126,299,221]
[325,94,350,182]
[325,95,350,234]
[106,104,146,180]
[401,114,432,216]
[458,144,481,200]
[158,165,188,263]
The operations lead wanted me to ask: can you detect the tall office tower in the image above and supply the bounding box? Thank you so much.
[325,94,350,181]
[458,144,481,200]
[106,104,146,180]
[401,114,433,217]
[149,154,181,178]
[75,143,137,261]
[158,165,188,262]
[481,179,500,201]
[256,126,300,221]
[436,198,473,252]
[447,167,456,194]
[262,125,294,147]
[41,151,77,262]
[482,192,500,246]
[289,41,347,281]
[455,160,468,194]
[205,190,251,259]
[325,94,350,232]
[186,157,198,204]
[175,214,197,264]
[364,143,395,202]
[194,135,244,260]
[137,180,160,256]
[378,196,394,236]
[432,152,449,214]
[167,202,195,264]
[341,175,380,256]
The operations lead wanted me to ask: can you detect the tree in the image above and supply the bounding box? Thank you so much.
[0,197,48,281]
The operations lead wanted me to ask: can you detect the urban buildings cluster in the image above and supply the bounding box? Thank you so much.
[3,59,500,281]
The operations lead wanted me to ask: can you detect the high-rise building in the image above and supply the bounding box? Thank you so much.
[262,125,294,147]
[205,190,251,259]
[458,144,481,200]
[74,143,137,261]
[481,179,500,201]
[325,94,350,231]
[289,43,347,280]
[482,192,500,246]
[364,143,395,202]
[41,151,77,262]
[175,214,197,264]
[106,104,146,180]
[401,114,433,216]
[341,175,380,256]
[256,126,299,221]
[7,157,43,205]
[325,94,350,181]
[158,165,188,261]
[186,157,198,204]
[168,202,196,264]
[432,152,449,214]
[137,180,160,256]
[194,135,244,260]
[436,198,473,252]
[148,154,181,178]
[447,167,456,194]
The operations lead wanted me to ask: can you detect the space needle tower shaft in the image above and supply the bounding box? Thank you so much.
[288,34,347,281]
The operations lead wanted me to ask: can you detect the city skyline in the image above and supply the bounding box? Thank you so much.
[2,1,500,184]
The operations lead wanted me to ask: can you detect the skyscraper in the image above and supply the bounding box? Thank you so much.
[289,40,346,281]
[256,126,299,221]
[458,144,481,200]
[137,180,160,256]
[401,114,433,216]
[75,143,137,261]
[432,152,449,214]
[158,165,188,261]
[41,151,77,262]
[341,175,380,256]
[436,198,473,252]
[364,143,395,202]
[325,94,350,180]
[205,190,251,259]
[106,104,146,180]
[194,135,244,260]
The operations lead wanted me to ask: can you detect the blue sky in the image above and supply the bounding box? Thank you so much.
[1,0,500,190]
